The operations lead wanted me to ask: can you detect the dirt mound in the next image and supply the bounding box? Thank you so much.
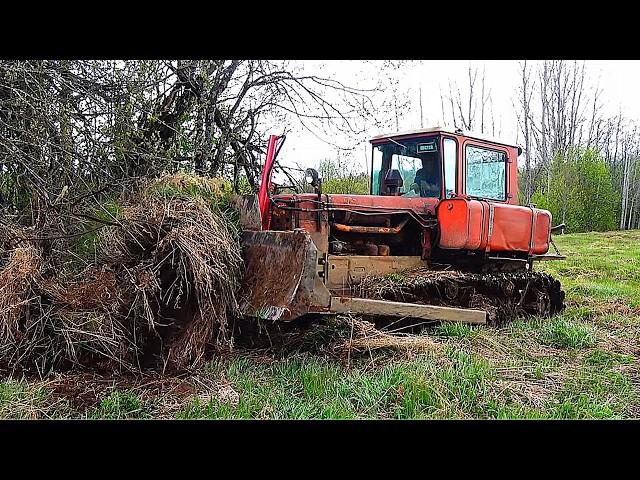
[0,174,242,374]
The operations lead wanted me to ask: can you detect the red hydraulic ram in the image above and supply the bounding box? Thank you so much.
[258,134,280,230]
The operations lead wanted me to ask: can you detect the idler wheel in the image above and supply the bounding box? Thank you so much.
[444,282,459,300]
[502,280,516,297]
[535,291,551,316]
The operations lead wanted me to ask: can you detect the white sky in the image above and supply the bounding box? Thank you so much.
[272,60,640,175]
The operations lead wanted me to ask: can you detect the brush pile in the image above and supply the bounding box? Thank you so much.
[0,174,243,374]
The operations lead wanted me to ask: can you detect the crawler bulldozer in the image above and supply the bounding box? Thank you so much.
[237,127,566,326]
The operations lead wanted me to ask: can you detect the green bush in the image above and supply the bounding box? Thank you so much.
[317,158,369,194]
[522,147,620,233]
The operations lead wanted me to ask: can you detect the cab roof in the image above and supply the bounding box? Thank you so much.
[369,126,520,150]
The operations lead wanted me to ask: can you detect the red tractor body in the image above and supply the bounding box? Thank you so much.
[239,128,564,324]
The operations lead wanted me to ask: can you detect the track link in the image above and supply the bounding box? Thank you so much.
[354,269,565,325]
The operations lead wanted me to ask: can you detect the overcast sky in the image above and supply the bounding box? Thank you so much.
[273,60,640,175]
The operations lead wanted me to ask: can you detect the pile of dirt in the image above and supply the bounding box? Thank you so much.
[0,174,243,374]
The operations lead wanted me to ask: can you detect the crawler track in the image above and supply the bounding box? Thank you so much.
[354,268,565,325]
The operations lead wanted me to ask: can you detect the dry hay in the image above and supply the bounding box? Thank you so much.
[338,315,441,354]
[42,267,125,312]
[270,314,444,359]
[224,313,441,361]
[0,174,243,374]
[355,267,467,301]
[0,243,43,347]
[105,192,243,369]
[146,171,228,198]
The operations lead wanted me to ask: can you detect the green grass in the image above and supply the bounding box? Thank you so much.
[435,322,476,338]
[541,230,640,309]
[176,349,495,419]
[0,381,51,419]
[550,366,635,419]
[90,391,149,419]
[538,316,597,349]
[584,349,635,367]
[1,230,639,419]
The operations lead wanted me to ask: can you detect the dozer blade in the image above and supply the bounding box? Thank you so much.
[239,230,330,321]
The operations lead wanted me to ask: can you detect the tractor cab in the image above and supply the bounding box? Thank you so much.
[371,134,444,198]
[370,127,521,204]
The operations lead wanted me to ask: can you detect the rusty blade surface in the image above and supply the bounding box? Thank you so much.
[239,230,319,321]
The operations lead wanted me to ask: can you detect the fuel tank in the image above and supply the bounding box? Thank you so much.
[436,197,551,255]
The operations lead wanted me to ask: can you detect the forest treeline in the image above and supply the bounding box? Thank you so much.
[442,61,639,232]
[322,61,639,233]
[528,147,623,232]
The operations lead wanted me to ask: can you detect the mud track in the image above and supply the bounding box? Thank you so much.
[354,269,565,325]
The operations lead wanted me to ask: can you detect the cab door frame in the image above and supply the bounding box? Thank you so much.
[441,134,459,198]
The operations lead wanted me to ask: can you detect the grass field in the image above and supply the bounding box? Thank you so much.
[1,230,639,419]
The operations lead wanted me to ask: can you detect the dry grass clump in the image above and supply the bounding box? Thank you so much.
[42,267,124,312]
[0,243,43,347]
[104,193,243,369]
[355,268,466,302]
[338,315,441,354]
[0,173,243,374]
[146,171,227,195]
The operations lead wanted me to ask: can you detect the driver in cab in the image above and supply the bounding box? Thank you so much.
[405,153,441,198]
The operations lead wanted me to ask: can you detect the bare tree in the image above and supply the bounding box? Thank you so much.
[515,60,534,203]
[440,64,491,134]
[518,60,591,192]
[479,65,491,134]
[0,60,375,237]
[419,86,424,128]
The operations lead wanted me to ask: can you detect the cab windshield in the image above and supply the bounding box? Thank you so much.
[371,136,442,198]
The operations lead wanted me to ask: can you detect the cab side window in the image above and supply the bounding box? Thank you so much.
[443,138,456,197]
[465,145,506,201]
